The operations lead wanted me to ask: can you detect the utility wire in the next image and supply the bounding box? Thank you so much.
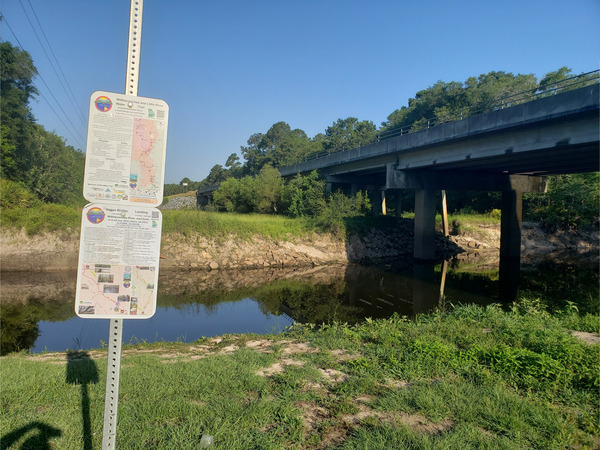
[1,17,85,150]
[25,0,88,127]
[17,0,86,143]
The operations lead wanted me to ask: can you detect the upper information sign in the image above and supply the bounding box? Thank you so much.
[83,91,169,206]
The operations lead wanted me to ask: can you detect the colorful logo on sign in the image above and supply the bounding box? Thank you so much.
[95,96,112,112]
[87,207,105,223]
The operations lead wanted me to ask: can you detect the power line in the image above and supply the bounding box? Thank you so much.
[1,17,85,149]
[1,14,85,149]
[17,0,87,137]
[25,0,88,127]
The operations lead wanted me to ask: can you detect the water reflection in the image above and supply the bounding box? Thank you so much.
[2,260,596,355]
[0,263,495,354]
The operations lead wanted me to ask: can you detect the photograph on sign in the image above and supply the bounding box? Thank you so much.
[75,203,162,319]
[83,91,169,205]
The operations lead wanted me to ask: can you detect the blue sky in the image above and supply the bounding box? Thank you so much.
[2,0,598,183]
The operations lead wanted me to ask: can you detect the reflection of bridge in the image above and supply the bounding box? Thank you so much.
[279,84,599,301]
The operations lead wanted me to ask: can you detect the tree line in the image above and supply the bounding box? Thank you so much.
[173,66,597,230]
[1,42,85,207]
[182,67,596,189]
[1,40,597,231]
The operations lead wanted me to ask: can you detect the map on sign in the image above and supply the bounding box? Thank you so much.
[83,91,169,205]
[75,203,162,319]
[77,264,157,317]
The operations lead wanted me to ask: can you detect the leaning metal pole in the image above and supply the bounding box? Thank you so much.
[101,1,143,448]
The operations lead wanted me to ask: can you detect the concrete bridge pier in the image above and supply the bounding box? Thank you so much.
[499,189,522,303]
[413,189,437,262]
[387,165,547,303]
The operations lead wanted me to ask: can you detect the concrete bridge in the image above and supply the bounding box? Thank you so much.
[286,84,599,301]
[201,83,599,302]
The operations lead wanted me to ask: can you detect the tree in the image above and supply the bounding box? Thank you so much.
[382,71,538,135]
[253,165,284,213]
[240,132,269,175]
[0,42,38,180]
[27,126,84,205]
[538,67,572,93]
[324,117,377,153]
[538,67,598,96]
[524,173,599,231]
[239,122,318,175]
[212,165,284,214]
[282,170,326,217]
[204,164,228,185]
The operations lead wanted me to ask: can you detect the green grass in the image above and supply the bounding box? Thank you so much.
[161,209,317,240]
[1,305,598,449]
[0,204,319,241]
[0,203,82,237]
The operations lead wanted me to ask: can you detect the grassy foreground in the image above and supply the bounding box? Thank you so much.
[1,304,598,449]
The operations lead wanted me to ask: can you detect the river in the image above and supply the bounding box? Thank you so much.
[2,256,597,355]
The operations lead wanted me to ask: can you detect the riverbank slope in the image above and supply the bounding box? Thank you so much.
[1,219,597,272]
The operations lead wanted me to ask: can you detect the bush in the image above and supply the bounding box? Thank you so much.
[316,190,371,235]
[213,165,283,214]
[525,173,599,231]
[0,178,41,209]
[282,171,326,218]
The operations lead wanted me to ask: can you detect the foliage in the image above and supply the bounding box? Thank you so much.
[1,41,85,206]
[524,173,600,231]
[281,170,326,218]
[0,178,41,209]
[26,125,85,205]
[0,202,81,236]
[164,177,205,197]
[213,165,284,213]
[240,122,321,175]
[315,189,371,235]
[324,117,377,153]
[381,71,538,136]
[0,42,38,180]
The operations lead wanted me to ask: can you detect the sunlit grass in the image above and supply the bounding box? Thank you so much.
[1,304,598,448]
[0,203,82,236]
[161,209,316,240]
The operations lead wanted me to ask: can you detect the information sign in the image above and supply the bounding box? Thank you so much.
[83,91,169,205]
[75,203,162,319]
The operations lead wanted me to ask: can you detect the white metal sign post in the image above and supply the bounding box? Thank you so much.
[74,1,169,448]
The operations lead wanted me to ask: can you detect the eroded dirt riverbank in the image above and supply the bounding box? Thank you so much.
[0,221,597,272]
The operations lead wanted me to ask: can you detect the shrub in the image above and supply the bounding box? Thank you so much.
[0,178,41,209]
[315,190,371,235]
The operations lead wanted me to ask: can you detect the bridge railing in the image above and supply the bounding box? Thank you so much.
[301,70,599,162]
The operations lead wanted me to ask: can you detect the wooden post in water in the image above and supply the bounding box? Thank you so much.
[441,190,449,237]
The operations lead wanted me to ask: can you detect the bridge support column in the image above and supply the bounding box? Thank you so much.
[499,189,523,303]
[414,189,437,262]
[396,190,403,219]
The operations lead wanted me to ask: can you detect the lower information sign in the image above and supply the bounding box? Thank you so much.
[75,203,162,319]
